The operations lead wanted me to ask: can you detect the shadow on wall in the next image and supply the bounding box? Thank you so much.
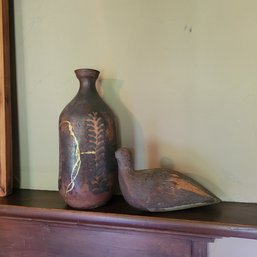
[98,78,145,169]
[97,79,224,199]
[146,140,176,170]
[9,0,22,189]
[147,140,226,200]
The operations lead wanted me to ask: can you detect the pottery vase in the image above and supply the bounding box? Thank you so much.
[59,68,117,209]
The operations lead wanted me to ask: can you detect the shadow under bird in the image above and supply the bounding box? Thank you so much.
[115,147,220,212]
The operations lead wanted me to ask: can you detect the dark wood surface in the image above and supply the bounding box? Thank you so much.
[0,218,194,257]
[0,189,256,240]
[0,0,12,197]
[0,189,214,257]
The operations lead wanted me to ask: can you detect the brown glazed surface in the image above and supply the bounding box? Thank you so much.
[115,147,220,212]
[59,69,117,209]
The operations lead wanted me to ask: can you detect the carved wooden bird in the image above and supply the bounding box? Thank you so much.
[115,147,220,212]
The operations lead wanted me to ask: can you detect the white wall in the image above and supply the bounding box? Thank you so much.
[13,0,257,255]
[209,238,257,257]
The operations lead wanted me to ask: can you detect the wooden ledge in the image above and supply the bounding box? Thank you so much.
[0,189,257,240]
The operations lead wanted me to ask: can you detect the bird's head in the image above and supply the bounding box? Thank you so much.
[115,147,134,170]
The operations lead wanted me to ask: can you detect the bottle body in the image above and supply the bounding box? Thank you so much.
[59,69,117,209]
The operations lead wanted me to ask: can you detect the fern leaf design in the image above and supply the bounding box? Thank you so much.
[85,112,108,193]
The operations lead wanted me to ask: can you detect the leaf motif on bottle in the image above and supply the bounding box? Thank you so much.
[85,112,109,194]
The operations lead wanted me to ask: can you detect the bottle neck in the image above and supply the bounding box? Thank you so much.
[75,69,100,95]
[78,77,98,94]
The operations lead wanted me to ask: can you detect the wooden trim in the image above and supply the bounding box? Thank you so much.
[191,241,208,257]
[0,216,209,257]
[0,0,12,196]
[0,190,257,240]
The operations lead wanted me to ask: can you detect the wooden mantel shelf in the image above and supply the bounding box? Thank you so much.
[0,189,256,240]
[0,189,257,257]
